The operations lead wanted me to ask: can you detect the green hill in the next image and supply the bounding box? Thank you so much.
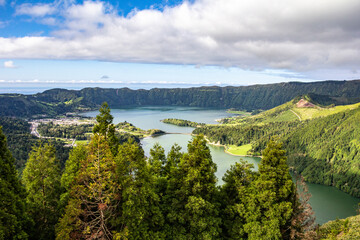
[285,105,360,197]
[222,94,360,125]
[194,99,360,197]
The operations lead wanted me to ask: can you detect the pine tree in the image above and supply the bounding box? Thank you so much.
[59,145,87,213]
[161,144,183,237]
[22,143,61,240]
[149,143,166,177]
[93,102,118,155]
[244,138,296,240]
[164,143,182,177]
[289,175,317,239]
[167,135,221,239]
[220,160,257,239]
[114,139,164,239]
[0,126,28,240]
[56,135,119,240]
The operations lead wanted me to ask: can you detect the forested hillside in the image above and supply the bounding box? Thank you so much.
[0,117,70,170]
[2,79,360,117]
[195,99,360,197]
[285,106,360,197]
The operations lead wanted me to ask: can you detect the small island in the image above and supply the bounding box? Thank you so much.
[161,118,205,127]
[116,121,165,138]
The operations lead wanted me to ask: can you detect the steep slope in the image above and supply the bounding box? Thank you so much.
[285,106,360,197]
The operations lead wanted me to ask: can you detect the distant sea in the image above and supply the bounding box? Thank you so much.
[0,82,239,95]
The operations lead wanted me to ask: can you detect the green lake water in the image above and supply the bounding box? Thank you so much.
[83,106,360,224]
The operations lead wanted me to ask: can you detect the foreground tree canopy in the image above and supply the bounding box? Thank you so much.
[1,102,320,239]
[0,127,28,239]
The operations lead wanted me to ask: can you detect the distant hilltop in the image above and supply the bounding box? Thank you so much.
[1,79,360,118]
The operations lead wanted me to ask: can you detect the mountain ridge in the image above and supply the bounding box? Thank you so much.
[2,79,360,117]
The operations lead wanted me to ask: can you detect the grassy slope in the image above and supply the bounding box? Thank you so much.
[226,144,252,156]
[293,102,360,120]
[223,99,360,125]
[254,100,360,123]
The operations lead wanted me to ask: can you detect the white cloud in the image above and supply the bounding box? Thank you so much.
[4,60,17,68]
[0,0,5,6]
[40,17,58,26]
[2,0,360,74]
[15,3,56,17]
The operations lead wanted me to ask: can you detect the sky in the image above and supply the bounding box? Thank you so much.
[1,0,360,87]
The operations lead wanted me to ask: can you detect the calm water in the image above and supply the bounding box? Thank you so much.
[83,106,360,224]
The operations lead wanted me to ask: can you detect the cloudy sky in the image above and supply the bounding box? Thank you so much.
[1,0,360,86]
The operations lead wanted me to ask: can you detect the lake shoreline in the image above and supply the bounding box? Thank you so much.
[202,135,262,158]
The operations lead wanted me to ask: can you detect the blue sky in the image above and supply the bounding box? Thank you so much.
[1,0,360,86]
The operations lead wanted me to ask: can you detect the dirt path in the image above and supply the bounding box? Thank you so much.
[290,109,301,121]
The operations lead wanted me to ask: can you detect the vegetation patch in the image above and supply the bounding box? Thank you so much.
[116,121,165,138]
[319,215,360,239]
[226,109,251,116]
[226,144,252,156]
[161,118,204,127]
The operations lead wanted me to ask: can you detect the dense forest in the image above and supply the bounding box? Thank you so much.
[2,79,360,117]
[194,102,360,197]
[1,103,323,240]
[0,117,70,170]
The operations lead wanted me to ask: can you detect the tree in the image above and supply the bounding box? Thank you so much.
[149,143,166,177]
[93,102,118,155]
[56,135,119,240]
[114,139,164,239]
[59,145,87,214]
[220,160,257,239]
[244,138,296,239]
[0,126,28,240]
[160,144,184,237]
[166,135,221,239]
[164,143,182,177]
[22,143,61,240]
[289,175,317,239]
